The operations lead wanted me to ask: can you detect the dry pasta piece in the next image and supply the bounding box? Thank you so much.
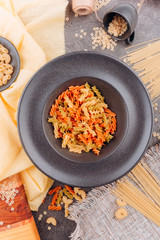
[115,208,128,219]
[116,199,127,207]
[93,148,100,155]
[77,190,86,199]
[0,44,8,53]
[48,186,62,195]
[62,196,73,218]
[46,217,57,226]
[0,44,13,86]
[48,83,117,155]
[74,187,80,194]
[56,191,63,205]
[2,53,11,64]
[74,187,86,199]
[73,193,82,202]
[65,207,69,218]
[62,196,73,205]
[64,185,75,195]
[48,205,62,211]
[63,188,73,199]
[51,192,58,206]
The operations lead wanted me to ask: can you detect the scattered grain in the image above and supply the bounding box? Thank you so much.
[154,107,158,111]
[48,226,51,230]
[75,13,78,17]
[66,17,69,21]
[80,29,84,33]
[75,33,78,37]
[80,35,83,39]
[38,214,43,221]
[153,132,157,137]
[0,179,18,208]
[91,27,117,51]
[154,118,158,122]
[94,0,111,11]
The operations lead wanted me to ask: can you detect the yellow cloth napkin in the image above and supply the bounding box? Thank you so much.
[0,0,68,211]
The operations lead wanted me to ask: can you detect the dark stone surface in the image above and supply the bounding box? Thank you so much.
[33,0,160,239]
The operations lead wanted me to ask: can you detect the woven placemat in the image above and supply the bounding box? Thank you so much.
[69,144,160,240]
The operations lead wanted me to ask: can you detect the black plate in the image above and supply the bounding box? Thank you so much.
[0,36,20,92]
[17,52,153,187]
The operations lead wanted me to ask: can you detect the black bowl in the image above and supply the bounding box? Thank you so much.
[103,4,138,43]
[0,36,20,92]
[17,52,153,187]
[43,77,128,163]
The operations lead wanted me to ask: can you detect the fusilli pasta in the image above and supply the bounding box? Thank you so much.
[48,83,117,155]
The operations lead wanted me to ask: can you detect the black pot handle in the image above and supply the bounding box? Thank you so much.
[125,31,135,45]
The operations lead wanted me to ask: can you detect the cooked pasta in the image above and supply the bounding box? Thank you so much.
[0,44,13,87]
[48,83,117,155]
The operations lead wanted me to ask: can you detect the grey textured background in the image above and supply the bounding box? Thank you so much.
[33,0,160,239]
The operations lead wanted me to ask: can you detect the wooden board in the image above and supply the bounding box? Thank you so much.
[0,174,40,240]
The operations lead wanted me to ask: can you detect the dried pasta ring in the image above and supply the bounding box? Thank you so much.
[116,198,127,207]
[115,208,128,219]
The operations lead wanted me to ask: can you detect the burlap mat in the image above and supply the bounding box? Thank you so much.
[69,144,160,240]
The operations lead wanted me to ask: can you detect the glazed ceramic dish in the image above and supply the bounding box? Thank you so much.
[0,36,20,92]
[17,52,153,187]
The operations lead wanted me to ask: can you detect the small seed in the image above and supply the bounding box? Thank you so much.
[153,132,157,137]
